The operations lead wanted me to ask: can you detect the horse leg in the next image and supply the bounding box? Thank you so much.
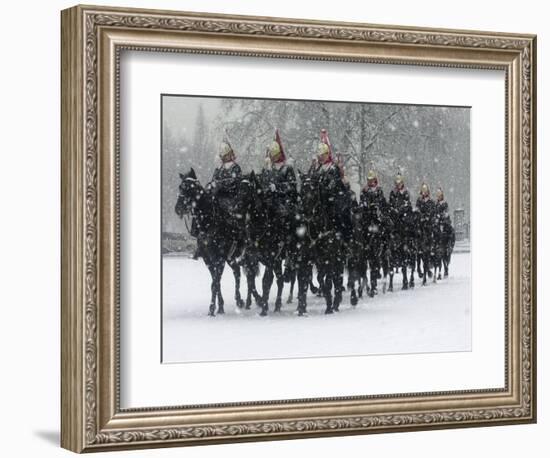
[274,262,284,312]
[260,266,274,316]
[349,267,358,306]
[215,265,225,314]
[409,259,415,288]
[323,270,333,314]
[402,265,409,290]
[368,258,379,297]
[245,268,255,309]
[422,256,429,286]
[297,264,309,316]
[316,270,325,297]
[207,265,217,316]
[287,271,296,304]
[230,262,244,308]
[333,265,344,312]
[388,266,394,293]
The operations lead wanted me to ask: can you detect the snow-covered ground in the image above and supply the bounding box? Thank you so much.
[162,252,471,363]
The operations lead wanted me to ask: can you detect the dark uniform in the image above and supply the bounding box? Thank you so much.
[361,185,387,212]
[209,161,243,237]
[265,163,298,222]
[389,187,412,215]
[318,163,352,242]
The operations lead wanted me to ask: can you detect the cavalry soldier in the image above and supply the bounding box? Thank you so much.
[207,139,243,239]
[316,129,351,239]
[360,169,387,211]
[388,172,414,289]
[416,182,435,222]
[433,187,454,278]
[416,182,436,281]
[389,172,412,214]
[360,168,389,296]
[434,187,449,216]
[264,129,298,279]
[265,128,298,219]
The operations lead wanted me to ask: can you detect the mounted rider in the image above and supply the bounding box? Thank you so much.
[434,187,449,218]
[264,128,298,225]
[416,182,435,224]
[207,138,243,239]
[316,129,352,243]
[263,129,298,277]
[360,168,387,212]
[389,171,412,215]
[433,187,455,278]
[360,168,390,296]
[415,182,436,280]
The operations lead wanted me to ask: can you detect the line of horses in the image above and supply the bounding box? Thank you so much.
[175,168,455,317]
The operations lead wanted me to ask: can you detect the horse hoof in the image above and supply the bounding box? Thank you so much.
[287,298,293,304]
[388,285,393,293]
[260,309,268,317]
[427,270,433,278]
[236,299,244,309]
[402,284,408,290]
[350,297,358,306]
[325,308,333,314]
[217,309,225,315]
[437,274,442,280]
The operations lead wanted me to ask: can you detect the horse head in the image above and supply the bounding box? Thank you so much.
[175,168,203,218]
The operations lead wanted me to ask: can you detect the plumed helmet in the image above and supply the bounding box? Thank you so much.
[367,169,378,188]
[395,172,404,186]
[218,139,234,162]
[317,128,333,164]
[436,187,444,201]
[420,182,430,196]
[269,129,286,163]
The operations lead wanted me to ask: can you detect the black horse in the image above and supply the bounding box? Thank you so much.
[432,212,456,280]
[233,172,264,309]
[347,202,368,305]
[291,171,326,315]
[387,203,418,291]
[360,196,392,297]
[310,169,349,314]
[175,168,245,316]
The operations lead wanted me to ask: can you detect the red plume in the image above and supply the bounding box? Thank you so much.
[274,128,286,162]
[320,128,333,163]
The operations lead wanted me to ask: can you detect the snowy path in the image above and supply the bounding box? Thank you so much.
[162,253,471,363]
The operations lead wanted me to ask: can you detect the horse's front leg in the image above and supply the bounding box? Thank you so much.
[260,265,274,316]
[322,269,334,314]
[207,265,217,316]
[287,270,296,304]
[215,264,225,314]
[273,261,284,312]
[229,261,244,308]
[332,263,344,312]
[401,265,409,290]
[296,262,310,316]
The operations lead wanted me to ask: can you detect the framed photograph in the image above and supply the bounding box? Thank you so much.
[61,4,537,453]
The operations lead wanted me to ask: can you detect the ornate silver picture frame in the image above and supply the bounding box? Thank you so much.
[61,4,536,453]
